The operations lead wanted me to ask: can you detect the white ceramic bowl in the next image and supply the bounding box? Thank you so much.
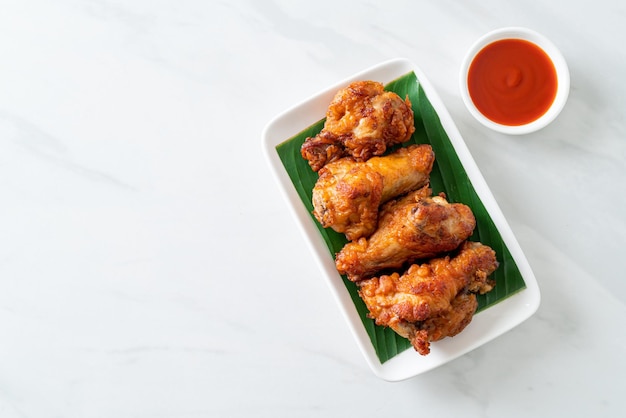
[460,27,570,135]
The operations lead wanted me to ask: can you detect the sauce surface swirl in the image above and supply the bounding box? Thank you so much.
[467,39,558,126]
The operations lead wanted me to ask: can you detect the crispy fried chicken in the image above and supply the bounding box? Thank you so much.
[301,81,415,172]
[312,144,434,241]
[335,188,476,281]
[358,241,498,355]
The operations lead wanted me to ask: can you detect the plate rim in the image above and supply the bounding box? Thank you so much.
[262,58,541,381]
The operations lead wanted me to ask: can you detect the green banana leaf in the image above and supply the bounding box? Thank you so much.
[275,71,526,363]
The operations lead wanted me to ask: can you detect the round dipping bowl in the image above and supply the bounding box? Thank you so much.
[460,27,570,135]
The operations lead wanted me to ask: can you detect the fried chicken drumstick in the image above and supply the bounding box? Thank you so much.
[312,144,435,241]
[301,81,415,172]
[335,187,476,281]
[358,241,498,355]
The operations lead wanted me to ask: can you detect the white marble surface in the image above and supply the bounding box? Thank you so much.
[1,0,625,416]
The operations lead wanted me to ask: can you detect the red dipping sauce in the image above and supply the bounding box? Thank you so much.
[467,39,558,126]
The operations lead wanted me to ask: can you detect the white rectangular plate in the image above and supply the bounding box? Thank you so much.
[262,58,540,381]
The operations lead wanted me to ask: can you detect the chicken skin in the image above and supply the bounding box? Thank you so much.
[335,188,476,281]
[301,81,415,172]
[358,241,498,355]
[312,144,435,241]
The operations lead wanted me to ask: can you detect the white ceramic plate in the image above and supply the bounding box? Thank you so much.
[262,58,540,381]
